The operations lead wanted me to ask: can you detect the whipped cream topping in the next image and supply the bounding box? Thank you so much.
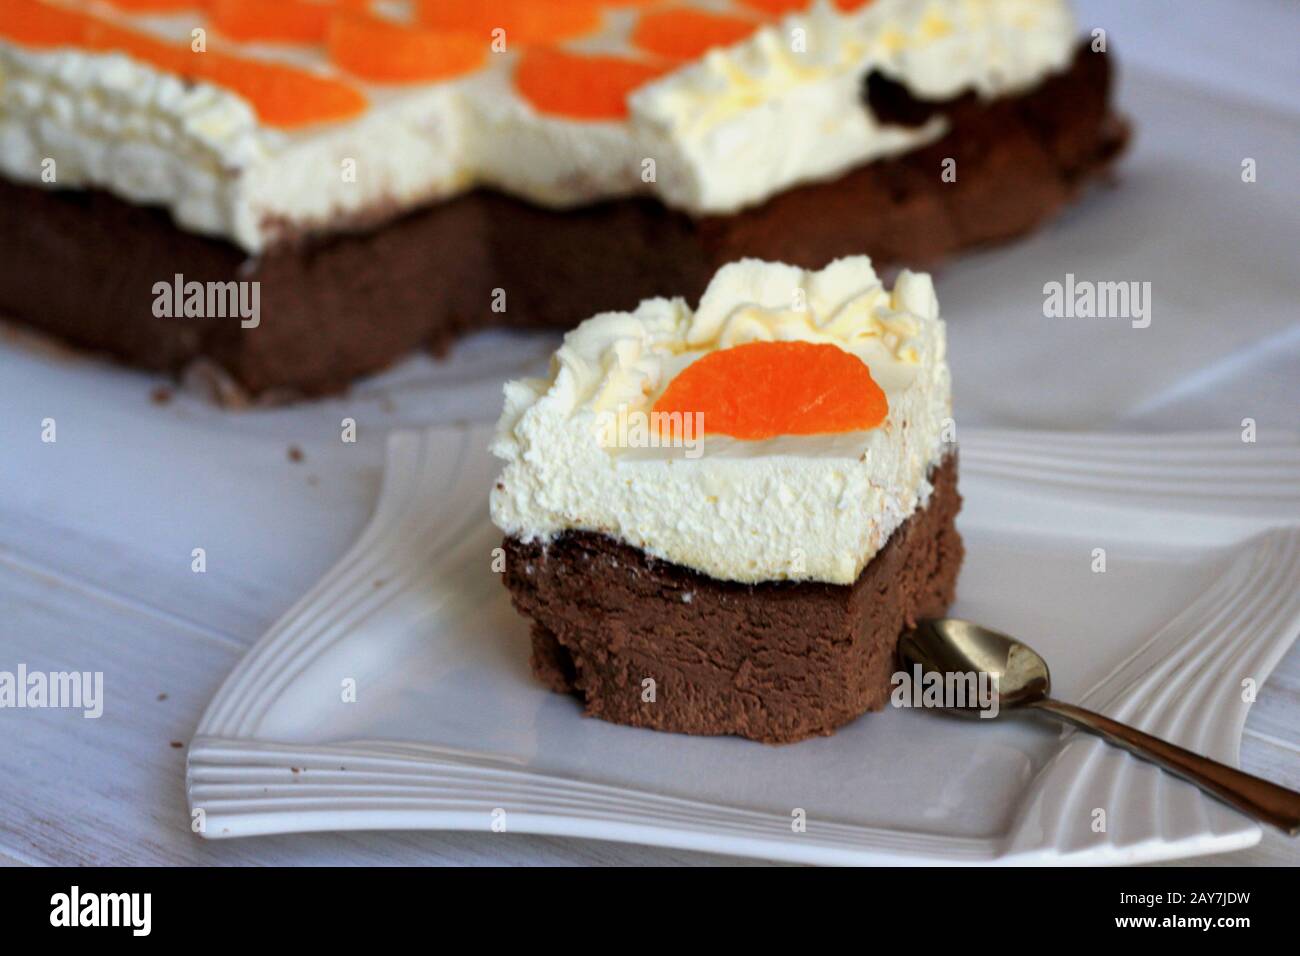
[0,38,470,251]
[490,257,953,585]
[0,0,1077,252]
[632,0,1077,213]
[0,44,271,247]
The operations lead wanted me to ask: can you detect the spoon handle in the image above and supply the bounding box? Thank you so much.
[1030,697,1300,835]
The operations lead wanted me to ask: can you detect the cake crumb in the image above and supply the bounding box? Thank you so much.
[169,741,183,749]
[287,445,305,463]
[150,385,174,405]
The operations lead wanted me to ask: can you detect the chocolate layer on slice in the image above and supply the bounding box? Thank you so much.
[502,454,963,744]
[0,44,1125,400]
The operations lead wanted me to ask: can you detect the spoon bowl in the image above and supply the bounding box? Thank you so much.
[899,617,1052,715]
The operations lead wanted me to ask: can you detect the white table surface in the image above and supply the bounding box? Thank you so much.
[1,1,1297,866]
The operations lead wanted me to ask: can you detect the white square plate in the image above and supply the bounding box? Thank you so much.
[188,427,1300,864]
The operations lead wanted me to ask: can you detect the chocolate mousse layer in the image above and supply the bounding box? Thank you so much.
[0,43,1125,400]
[502,454,963,744]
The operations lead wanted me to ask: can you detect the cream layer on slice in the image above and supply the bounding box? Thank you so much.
[490,256,953,586]
[0,0,1076,252]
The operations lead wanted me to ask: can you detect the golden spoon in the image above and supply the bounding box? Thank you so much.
[900,618,1300,834]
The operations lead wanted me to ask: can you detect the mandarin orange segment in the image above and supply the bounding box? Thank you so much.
[1,1,365,126]
[90,23,365,126]
[736,0,810,16]
[0,0,92,48]
[99,0,207,10]
[652,341,889,440]
[515,47,670,121]
[83,19,202,74]
[630,9,760,62]
[328,11,486,84]
[417,0,602,46]
[208,0,332,44]
[741,0,876,14]
[200,51,367,126]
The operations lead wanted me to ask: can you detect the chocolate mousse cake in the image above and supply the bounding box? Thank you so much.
[0,0,1126,399]
[491,257,963,743]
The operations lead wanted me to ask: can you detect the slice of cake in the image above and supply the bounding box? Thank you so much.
[491,257,962,743]
[0,0,1126,399]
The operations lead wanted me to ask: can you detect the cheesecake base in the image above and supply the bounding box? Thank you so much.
[501,454,964,744]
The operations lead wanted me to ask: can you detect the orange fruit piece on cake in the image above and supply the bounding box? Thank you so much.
[739,0,876,15]
[199,50,367,127]
[631,8,760,62]
[515,47,671,121]
[19,4,369,128]
[98,0,207,11]
[328,11,487,84]
[416,0,602,46]
[652,340,889,440]
[0,0,92,47]
[208,0,335,44]
[735,0,810,16]
[83,18,202,74]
